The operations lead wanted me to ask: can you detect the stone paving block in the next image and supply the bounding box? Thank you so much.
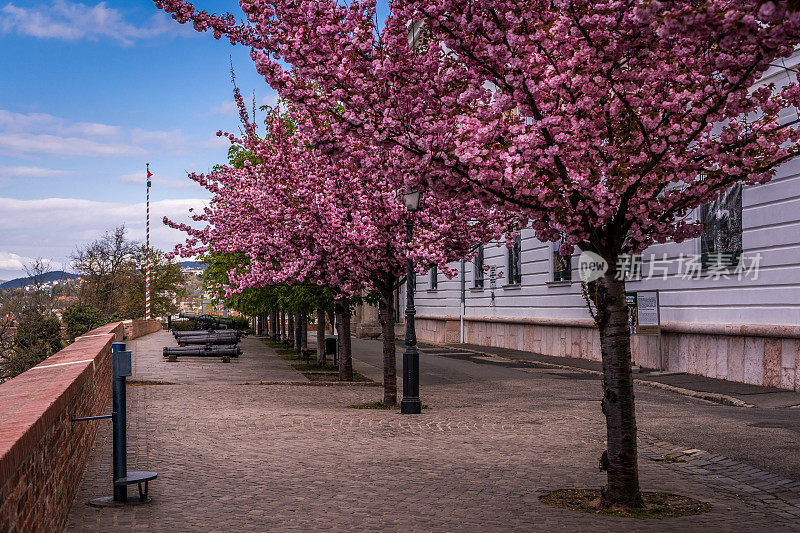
[63,332,800,532]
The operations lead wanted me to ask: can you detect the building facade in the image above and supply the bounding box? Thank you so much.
[409,56,800,392]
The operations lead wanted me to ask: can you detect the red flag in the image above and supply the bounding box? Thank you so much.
[147,167,152,187]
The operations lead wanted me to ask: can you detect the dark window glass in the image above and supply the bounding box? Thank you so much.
[700,184,742,267]
[508,234,522,284]
[553,241,572,282]
[473,246,485,288]
[430,268,438,290]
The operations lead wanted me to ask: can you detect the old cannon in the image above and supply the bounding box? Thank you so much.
[173,330,241,342]
[162,345,242,358]
[176,336,242,347]
[173,329,240,337]
[179,313,234,330]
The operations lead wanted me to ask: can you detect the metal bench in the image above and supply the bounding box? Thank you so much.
[115,471,158,502]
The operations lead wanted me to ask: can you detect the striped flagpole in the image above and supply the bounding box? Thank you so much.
[145,163,152,320]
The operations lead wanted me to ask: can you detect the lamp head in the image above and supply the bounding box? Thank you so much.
[402,189,422,212]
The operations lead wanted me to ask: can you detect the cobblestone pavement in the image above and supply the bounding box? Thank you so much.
[65,332,800,531]
[132,331,302,384]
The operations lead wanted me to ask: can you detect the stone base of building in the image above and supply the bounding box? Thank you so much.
[355,324,383,339]
[415,315,800,392]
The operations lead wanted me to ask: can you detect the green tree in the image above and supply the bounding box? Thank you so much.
[202,252,337,365]
[2,308,63,379]
[119,245,186,319]
[72,226,185,319]
[62,302,103,341]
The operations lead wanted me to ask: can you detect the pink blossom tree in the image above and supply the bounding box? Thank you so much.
[156,0,800,507]
[166,92,503,406]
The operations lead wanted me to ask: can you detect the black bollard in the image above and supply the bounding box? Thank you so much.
[112,342,131,502]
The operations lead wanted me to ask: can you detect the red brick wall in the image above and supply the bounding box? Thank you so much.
[122,319,162,340]
[0,322,123,532]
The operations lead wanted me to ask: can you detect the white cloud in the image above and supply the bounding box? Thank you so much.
[200,133,231,150]
[129,128,190,155]
[0,1,186,46]
[207,100,238,116]
[0,251,36,271]
[117,171,202,190]
[0,196,208,275]
[0,132,146,157]
[0,109,122,137]
[0,109,197,157]
[262,93,280,109]
[0,165,76,178]
[0,252,65,279]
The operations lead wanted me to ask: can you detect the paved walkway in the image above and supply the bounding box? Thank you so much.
[66,331,800,531]
[448,342,800,409]
[132,332,301,384]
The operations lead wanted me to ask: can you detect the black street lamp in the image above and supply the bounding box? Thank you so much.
[401,189,422,414]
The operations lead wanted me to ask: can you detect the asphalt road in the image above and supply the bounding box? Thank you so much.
[344,336,800,482]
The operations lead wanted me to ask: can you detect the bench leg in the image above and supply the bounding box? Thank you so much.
[137,481,149,502]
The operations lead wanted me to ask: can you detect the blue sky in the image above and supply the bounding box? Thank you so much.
[0,0,287,279]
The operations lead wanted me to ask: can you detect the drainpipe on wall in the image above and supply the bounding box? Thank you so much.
[460,259,465,343]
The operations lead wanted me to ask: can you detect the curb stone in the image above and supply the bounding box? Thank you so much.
[423,341,754,408]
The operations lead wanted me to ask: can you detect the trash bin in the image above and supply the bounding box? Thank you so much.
[324,337,337,356]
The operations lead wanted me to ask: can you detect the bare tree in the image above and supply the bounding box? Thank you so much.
[71,226,136,317]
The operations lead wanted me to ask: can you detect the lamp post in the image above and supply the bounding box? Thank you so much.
[401,189,422,414]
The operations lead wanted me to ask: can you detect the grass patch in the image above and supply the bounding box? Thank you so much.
[291,362,339,372]
[539,489,711,519]
[347,401,431,410]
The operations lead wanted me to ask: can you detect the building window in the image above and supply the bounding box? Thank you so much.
[700,184,742,267]
[473,246,484,288]
[553,241,572,282]
[430,267,438,290]
[508,234,522,285]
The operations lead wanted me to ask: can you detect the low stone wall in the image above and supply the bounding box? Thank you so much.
[0,319,161,532]
[122,319,163,340]
[416,316,800,391]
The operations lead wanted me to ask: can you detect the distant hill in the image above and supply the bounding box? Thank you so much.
[0,271,79,290]
[180,261,205,270]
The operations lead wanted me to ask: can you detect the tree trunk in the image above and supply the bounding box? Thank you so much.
[335,300,353,381]
[281,312,286,342]
[294,312,302,353]
[316,308,326,366]
[596,269,644,508]
[272,310,278,340]
[326,308,335,334]
[301,313,308,350]
[288,313,295,347]
[296,312,304,352]
[379,283,398,407]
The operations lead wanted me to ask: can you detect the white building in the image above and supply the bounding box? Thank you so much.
[407,55,800,392]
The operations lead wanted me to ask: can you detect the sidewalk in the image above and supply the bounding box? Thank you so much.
[429,342,800,409]
[66,330,800,531]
